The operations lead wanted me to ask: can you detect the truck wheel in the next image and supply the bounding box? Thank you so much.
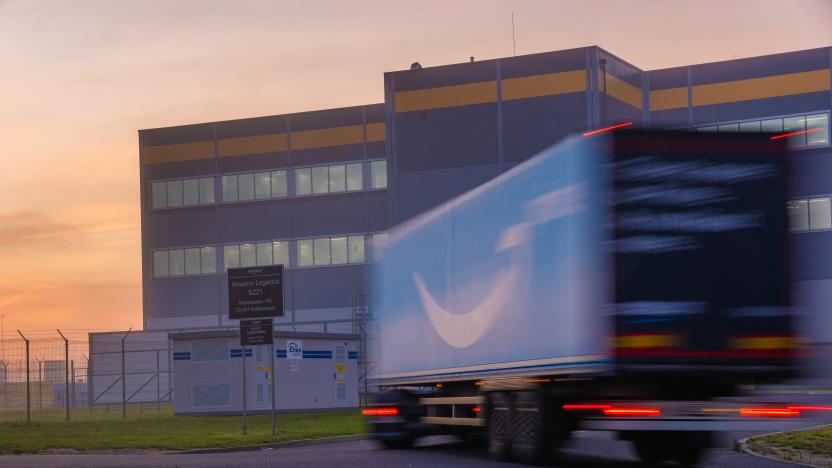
[511,390,547,465]
[633,437,666,464]
[672,432,710,467]
[487,392,512,461]
[381,438,414,450]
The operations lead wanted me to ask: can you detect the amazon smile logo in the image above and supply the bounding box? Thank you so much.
[412,183,586,349]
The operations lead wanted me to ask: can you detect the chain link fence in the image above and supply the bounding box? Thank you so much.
[0,330,173,423]
[1,308,374,423]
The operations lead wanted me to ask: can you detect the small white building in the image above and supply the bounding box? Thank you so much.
[170,330,359,415]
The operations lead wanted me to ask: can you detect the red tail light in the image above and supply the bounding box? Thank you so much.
[582,121,633,137]
[788,406,832,411]
[603,407,661,416]
[563,404,612,410]
[362,407,399,416]
[472,406,481,413]
[770,128,822,140]
[740,407,799,417]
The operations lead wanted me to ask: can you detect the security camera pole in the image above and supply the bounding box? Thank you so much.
[228,264,284,436]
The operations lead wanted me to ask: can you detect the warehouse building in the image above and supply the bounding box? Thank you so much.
[137,46,831,355]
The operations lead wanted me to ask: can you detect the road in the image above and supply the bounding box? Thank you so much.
[3,391,830,467]
[0,430,805,467]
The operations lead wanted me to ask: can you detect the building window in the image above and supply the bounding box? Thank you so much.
[331,237,348,264]
[240,243,256,267]
[222,170,287,202]
[807,113,830,146]
[153,250,169,277]
[329,165,346,192]
[347,163,363,191]
[201,247,217,273]
[295,163,366,197]
[788,199,810,232]
[223,245,240,270]
[271,171,288,197]
[295,168,311,196]
[199,178,215,204]
[371,160,387,189]
[696,112,830,149]
[348,235,365,262]
[371,232,389,260]
[224,241,289,271]
[297,239,313,267]
[238,173,255,201]
[153,245,217,278]
[151,182,167,209]
[296,235,366,267]
[313,238,331,265]
[151,177,215,210]
[809,197,832,230]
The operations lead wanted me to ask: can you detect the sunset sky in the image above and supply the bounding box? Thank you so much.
[0,0,830,337]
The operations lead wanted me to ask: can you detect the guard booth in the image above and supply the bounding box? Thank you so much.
[170,330,359,415]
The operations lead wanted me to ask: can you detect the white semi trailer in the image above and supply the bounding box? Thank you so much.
[364,129,803,465]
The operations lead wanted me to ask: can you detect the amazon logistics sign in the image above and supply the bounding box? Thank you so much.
[228,265,284,319]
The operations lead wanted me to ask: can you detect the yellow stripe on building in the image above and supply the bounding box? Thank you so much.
[291,124,365,150]
[502,70,586,101]
[217,133,288,158]
[603,73,642,109]
[142,140,214,164]
[395,81,497,113]
[693,69,831,107]
[366,122,386,142]
[650,87,689,111]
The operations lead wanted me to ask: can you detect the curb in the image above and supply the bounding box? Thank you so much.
[173,434,370,455]
[736,424,832,467]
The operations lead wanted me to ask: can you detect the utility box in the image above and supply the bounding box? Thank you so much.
[170,330,359,415]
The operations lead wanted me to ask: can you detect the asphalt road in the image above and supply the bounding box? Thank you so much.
[3,391,830,467]
[0,430,805,467]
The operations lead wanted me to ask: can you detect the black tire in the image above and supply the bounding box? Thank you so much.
[380,438,414,450]
[632,436,667,464]
[511,390,547,465]
[631,431,710,466]
[487,391,512,461]
[673,432,710,467]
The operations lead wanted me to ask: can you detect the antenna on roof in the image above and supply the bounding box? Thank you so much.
[511,11,516,56]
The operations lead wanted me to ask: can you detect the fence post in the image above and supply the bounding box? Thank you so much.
[156,350,160,413]
[57,330,69,421]
[167,343,172,402]
[17,330,30,424]
[86,356,92,413]
[71,360,75,410]
[1,361,5,410]
[36,359,42,410]
[121,328,132,418]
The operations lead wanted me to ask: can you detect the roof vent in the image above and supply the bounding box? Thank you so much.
[410,62,422,71]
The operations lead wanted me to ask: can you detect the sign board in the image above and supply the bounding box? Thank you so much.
[228,265,284,319]
[287,340,303,359]
[240,319,274,346]
[290,360,300,372]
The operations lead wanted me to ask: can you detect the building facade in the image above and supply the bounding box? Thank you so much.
[140,46,831,343]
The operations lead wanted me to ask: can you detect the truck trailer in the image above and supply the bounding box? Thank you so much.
[365,129,800,465]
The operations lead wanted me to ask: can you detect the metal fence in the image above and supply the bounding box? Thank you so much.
[0,329,175,423]
[0,330,90,422]
[1,310,375,422]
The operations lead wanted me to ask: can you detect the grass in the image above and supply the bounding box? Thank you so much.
[755,426,832,458]
[0,405,367,454]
